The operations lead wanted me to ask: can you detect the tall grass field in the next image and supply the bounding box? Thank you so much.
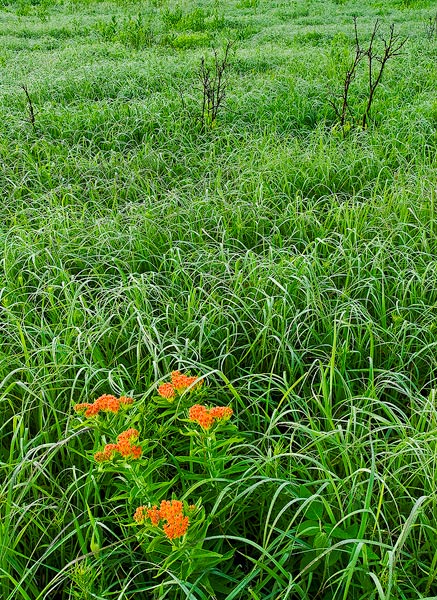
[2,0,437,597]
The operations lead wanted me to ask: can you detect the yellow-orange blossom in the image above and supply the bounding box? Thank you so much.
[74,394,133,417]
[134,499,189,540]
[188,404,233,429]
[94,428,142,462]
[157,371,203,399]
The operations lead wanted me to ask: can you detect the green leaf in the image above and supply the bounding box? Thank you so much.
[326,523,359,540]
[304,500,324,521]
[295,520,320,537]
[313,531,328,550]
[299,549,319,573]
[146,536,168,554]
[297,485,311,499]
[326,549,342,567]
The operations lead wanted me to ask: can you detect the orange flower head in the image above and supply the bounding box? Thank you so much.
[119,396,134,406]
[74,394,135,418]
[147,506,161,526]
[102,443,119,459]
[94,443,118,462]
[189,404,214,429]
[117,428,140,444]
[163,514,189,540]
[139,499,190,540]
[133,506,146,524]
[185,376,203,389]
[74,403,92,413]
[99,395,120,412]
[158,383,175,399]
[94,451,106,462]
[117,441,131,457]
[95,428,142,461]
[188,404,206,419]
[129,445,142,459]
[209,406,233,420]
[117,440,142,459]
[114,429,142,459]
[171,371,190,390]
[159,499,183,520]
[85,404,101,417]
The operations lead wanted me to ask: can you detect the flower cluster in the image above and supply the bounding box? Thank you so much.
[94,428,142,462]
[133,499,190,540]
[74,394,133,418]
[157,371,203,400]
[188,404,233,430]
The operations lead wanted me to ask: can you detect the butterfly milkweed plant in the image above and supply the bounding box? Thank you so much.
[70,372,240,597]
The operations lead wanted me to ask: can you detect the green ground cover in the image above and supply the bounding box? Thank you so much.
[2,0,437,597]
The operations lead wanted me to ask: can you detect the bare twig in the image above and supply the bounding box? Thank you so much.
[199,41,233,131]
[331,19,407,132]
[339,16,365,128]
[22,84,36,131]
[424,14,437,40]
[361,22,407,129]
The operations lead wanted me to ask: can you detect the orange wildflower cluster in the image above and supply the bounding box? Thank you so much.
[74,394,133,418]
[134,499,189,540]
[157,371,202,399]
[94,428,142,462]
[188,404,233,430]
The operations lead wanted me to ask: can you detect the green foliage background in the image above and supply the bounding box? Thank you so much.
[2,0,437,597]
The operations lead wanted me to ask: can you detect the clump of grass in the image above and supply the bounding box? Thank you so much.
[94,14,154,49]
[161,3,225,33]
[170,31,210,49]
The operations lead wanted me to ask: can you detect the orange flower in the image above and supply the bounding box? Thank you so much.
[98,395,120,412]
[158,383,175,398]
[119,395,133,404]
[171,371,203,391]
[189,404,214,429]
[209,406,233,420]
[117,429,139,443]
[94,451,106,462]
[189,404,233,429]
[157,372,203,398]
[133,506,146,524]
[163,514,189,540]
[159,499,183,520]
[94,443,119,462]
[171,371,190,390]
[94,430,142,461]
[74,394,134,417]
[185,376,203,389]
[147,506,161,526]
[84,404,101,417]
[129,445,142,459]
[137,499,190,540]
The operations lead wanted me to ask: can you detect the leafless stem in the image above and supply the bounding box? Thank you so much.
[424,14,437,40]
[361,22,407,129]
[332,18,407,132]
[199,41,233,132]
[337,16,365,128]
[22,84,36,131]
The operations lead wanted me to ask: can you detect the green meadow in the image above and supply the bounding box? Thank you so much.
[2,0,437,597]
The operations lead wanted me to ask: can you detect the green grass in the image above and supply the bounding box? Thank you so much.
[1,0,437,597]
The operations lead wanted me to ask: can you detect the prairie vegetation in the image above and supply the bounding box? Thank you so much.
[1,0,437,598]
